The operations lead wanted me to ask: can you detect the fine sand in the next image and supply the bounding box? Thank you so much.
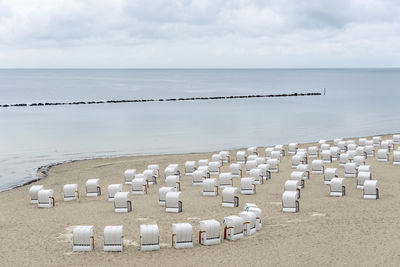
[1,135,400,266]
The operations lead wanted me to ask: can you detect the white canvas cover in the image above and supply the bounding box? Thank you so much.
[363,180,379,199]
[284,180,301,198]
[365,145,374,157]
[344,163,357,178]
[104,226,123,252]
[203,178,218,196]
[248,146,257,155]
[353,156,365,168]
[267,158,279,173]
[140,224,160,251]
[246,160,257,173]
[339,153,350,166]
[73,225,94,252]
[308,146,318,158]
[240,177,255,195]
[143,169,157,185]
[373,136,381,146]
[185,161,197,175]
[114,192,131,213]
[86,178,101,196]
[158,187,175,206]
[29,185,44,203]
[219,172,233,188]
[198,159,209,166]
[296,164,310,180]
[222,187,239,207]
[265,147,274,159]
[358,138,367,147]
[236,151,247,163]
[219,151,230,163]
[357,172,371,189]
[377,149,389,161]
[223,215,244,241]
[64,184,78,201]
[165,191,182,213]
[258,164,271,180]
[394,151,400,164]
[38,189,54,208]
[330,178,345,196]
[172,223,193,249]
[311,160,324,174]
[165,175,180,190]
[107,184,122,201]
[282,191,299,213]
[288,143,298,154]
[192,169,206,185]
[147,164,159,177]
[249,168,263,184]
[393,134,400,145]
[208,161,220,175]
[324,168,337,185]
[199,219,221,246]
[124,169,136,184]
[229,163,242,178]
[239,211,257,236]
[132,178,147,194]
[321,150,332,163]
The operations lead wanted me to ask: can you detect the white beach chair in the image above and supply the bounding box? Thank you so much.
[353,156,365,168]
[165,191,182,213]
[321,150,332,163]
[284,180,301,198]
[142,169,157,185]
[271,151,281,162]
[245,206,262,230]
[318,139,327,148]
[197,165,210,178]
[107,184,123,202]
[393,151,400,165]
[267,158,279,173]
[358,138,367,147]
[357,171,372,189]
[308,146,319,158]
[377,149,389,162]
[291,155,303,168]
[245,160,257,174]
[365,145,374,158]
[236,151,247,164]
[258,164,271,180]
[296,164,310,180]
[223,215,244,241]
[297,151,308,164]
[114,192,132,213]
[172,223,193,249]
[211,154,223,166]
[220,151,230,163]
[63,184,79,201]
[274,144,285,156]
[249,168,263,185]
[29,185,44,204]
[324,168,337,185]
[339,153,350,166]
[320,143,331,152]
[240,177,256,195]
[158,187,175,206]
[338,141,347,152]
[334,138,342,146]
[86,179,101,197]
[247,155,258,162]
[140,224,160,251]
[132,178,147,195]
[311,160,324,174]
[347,144,357,151]
[73,225,94,252]
[381,140,391,152]
[147,164,159,178]
[104,226,123,252]
[358,165,370,173]
[219,172,233,188]
[255,156,266,166]
[393,134,400,145]
[330,178,345,196]
[290,171,305,188]
[165,175,180,191]
[355,147,366,158]
[363,180,379,199]
[124,169,136,185]
[203,178,218,196]
[37,189,54,208]
[192,169,206,186]
[282,191,299,213]
[288,143,298,155]
[373,136,381,147]
[229,163,242,178]
[185,161,197,176]
[164,166,180,179]
[198,159,209,167]
[265,147,274,159]
[222,187,239,207]
[239,211,257,236]
[208,161,220,176]
[365,140,373,146]
[248,146,258,156]
[330,146,340,161]
[344,163,358,178]
[199,220,221,246]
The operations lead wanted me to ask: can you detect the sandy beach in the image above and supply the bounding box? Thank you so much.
[1,134,400,267]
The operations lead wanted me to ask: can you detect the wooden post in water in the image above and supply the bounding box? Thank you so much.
[324,88,326,95]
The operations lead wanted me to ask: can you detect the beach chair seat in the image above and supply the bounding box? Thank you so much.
[393,151,400,165]
[330,178,345,196]
[363,180,379,199]
[140,224,160,251]
[288,143,298,154]
[296,164,310,180]
[172,223,193,249]
[132,178,147,195]
[198,159,209,166]
[308,146,319,158]
[258,164,271,180]
[377,149,389,162]
[353,155,365,168]
[107,184,123,202]
[248,146,258,156]
[192,169,206,186]
[338,141,347,152]
[358,138,367,147]
[339,153,350,166]
[267,158,279,173]
[63,184,79,201]
[330,147,340,161]
[311,160,324,174]
[124,169,136,184]
[223,216,244,241]
[284,180,301,198]
[86,179,101,197]
[365,145,374,158]
[373,136,381,147]
[114,192,131,213]
[219,172,233,188]
[393,134,400,145]
[236,151,247,164]
[240,177,256,195]
[147,165,159,178]
[203,178,218,196]
[239,211,257,236]
[220,151,230,163]
[290,171,305,188]
[208,161,220,176]
[357,171,371,189]
[165,175,180,191]
[104,226,123,252]
[344,163,358,178]
[321,150,332,163]
[165,191,182,213]
[185,161,197,176]
[73,225,94,252]
[199,220,221,246]
[249,168,263,184]
[158,187,175,206]
[265,147,274,159]
[222,187,239,207]
[38,189,54,208]
[358,165,370,173]
[324,168,337,185]
[282,191,299,213]
[29,185,44,204]
[211,154,222,166]
[245,160,257,174]
[229,163,242,178]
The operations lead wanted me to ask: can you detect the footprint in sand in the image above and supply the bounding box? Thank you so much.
[57,226,74,243]
[311,212,326,217]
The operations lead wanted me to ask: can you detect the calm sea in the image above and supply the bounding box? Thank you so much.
[0,69,399,191]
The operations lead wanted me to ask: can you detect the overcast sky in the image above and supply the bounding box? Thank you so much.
[0,0,399,68]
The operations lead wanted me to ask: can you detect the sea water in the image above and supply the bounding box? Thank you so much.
[0,68,399,191]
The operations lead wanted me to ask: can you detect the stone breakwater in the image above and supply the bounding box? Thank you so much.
[0,92,321,108]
